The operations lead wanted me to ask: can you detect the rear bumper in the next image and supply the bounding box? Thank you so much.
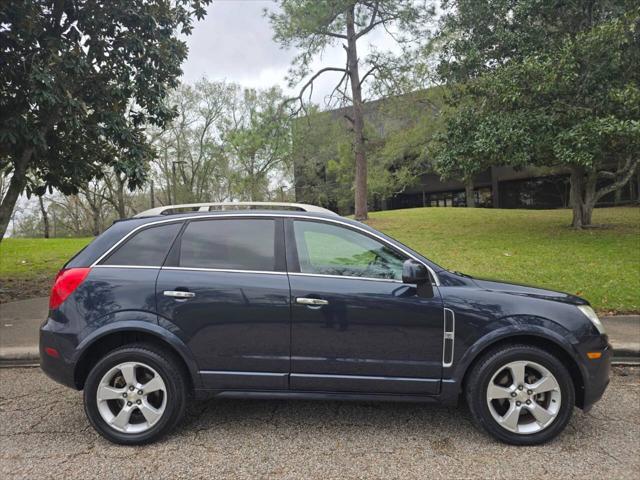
[39,319,78,389]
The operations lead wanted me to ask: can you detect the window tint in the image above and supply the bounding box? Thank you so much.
[294,221,406,280]
[179,219,277,271]
[102,223,182,266]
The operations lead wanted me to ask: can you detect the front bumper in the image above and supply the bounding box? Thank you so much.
[580,340,612,411]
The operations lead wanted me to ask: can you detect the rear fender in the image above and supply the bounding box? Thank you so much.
[74,313,201,388]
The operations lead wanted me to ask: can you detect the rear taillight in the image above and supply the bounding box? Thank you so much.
[49,267,91,310]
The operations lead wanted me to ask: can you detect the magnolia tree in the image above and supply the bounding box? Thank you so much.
[0,0,211,241]
[435,0,639,227]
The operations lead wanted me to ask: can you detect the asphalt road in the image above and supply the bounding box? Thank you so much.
[1,367,638,479]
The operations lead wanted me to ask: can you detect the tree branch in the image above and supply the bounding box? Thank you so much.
[356,0,380,39]
[283,67,349,117]
[594,157,639,201]
[313,29,347,39]
[359,65,378,87]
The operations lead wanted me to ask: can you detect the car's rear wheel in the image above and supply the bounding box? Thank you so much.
[465,344,575,445]
[83,343,187,445]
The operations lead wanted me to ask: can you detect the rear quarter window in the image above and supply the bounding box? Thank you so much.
[178,219,277,271]
[101,222,182,266]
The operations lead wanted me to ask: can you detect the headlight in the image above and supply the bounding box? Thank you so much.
[577,305,606,335]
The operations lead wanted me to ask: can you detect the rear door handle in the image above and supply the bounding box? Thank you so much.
[296,297,329,306]
[164,290,196,299]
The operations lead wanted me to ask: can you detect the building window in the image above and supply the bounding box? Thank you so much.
[499,176,571,209]
[390,187,493,209]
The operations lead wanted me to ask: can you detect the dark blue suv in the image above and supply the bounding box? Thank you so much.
[40,202,611,445]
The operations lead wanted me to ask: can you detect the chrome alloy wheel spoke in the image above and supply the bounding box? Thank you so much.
[486,383,514,400]
[527,373,560,395]
[97,385,127,402]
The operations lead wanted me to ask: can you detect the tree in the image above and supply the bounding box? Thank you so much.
[103,169,132,220]
[268,0,434,220]
[370,89,444,205]
[151,80,237,205]
[429,110,479,207]
[0,0,211,241]
[436,0,638,227]
[224,87,292,201]
[430,98,536,208]
[290,106,350,211]
[290,89,443,213]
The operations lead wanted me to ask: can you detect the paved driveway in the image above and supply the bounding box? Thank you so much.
[1,367,638,479]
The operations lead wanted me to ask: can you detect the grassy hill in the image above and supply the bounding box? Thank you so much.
[1,207,638,313]
[0,237,92,303]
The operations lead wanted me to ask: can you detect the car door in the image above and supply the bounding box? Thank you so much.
[287,218,444,395]
[155,216,291,390]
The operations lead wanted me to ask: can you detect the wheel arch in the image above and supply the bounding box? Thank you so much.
[456,333,587,409]
[73,323,200,392]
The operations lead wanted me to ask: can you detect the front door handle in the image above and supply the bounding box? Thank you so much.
[164,290,196,299]
[296,297,329,306]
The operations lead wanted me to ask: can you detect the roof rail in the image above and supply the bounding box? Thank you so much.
[133,202,338,218]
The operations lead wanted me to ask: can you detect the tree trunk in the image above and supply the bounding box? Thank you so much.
[116,174,126,219]
[38,195,50,238]
[570,159,638,228]
[150,180,156,208]
[582,171,598,226]
[0,148,32,242]
[92,210,100,236]
[569,166,587,228]
[347,7,368,221]
[249,162,256,202]
[464,178,475,208]
[570,166,598,228]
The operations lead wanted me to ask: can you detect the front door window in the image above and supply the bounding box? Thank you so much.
[293,221,406,280]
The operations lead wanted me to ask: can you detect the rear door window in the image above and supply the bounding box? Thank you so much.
[102,222,182,266]
[178,219,278,271]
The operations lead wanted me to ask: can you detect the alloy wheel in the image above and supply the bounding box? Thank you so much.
[96,361,167,434]
[486,360,561,435]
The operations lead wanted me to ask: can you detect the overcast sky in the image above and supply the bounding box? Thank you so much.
[181,0,400,106]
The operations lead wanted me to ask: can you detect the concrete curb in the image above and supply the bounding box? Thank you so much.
[0,347,39,367]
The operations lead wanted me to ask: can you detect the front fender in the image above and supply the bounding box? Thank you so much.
[440,315,588,404]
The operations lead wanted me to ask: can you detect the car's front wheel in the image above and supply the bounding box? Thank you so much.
[466,344,575,445]
[83,343,187,445]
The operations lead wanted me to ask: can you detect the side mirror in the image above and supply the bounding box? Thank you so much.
[402,259,429,284]
[402,259,433,298]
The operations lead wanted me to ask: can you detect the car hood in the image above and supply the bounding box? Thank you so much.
[471,277,589,306]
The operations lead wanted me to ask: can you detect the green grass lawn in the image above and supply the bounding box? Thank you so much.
[1,207,638,313]
[0,237,93,276]
[0,237,92,302]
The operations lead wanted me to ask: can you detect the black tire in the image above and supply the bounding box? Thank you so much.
[83,343,188,445]
[465,344,575,445]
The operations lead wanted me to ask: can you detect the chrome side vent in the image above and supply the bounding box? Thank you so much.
[443,308,455,367]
